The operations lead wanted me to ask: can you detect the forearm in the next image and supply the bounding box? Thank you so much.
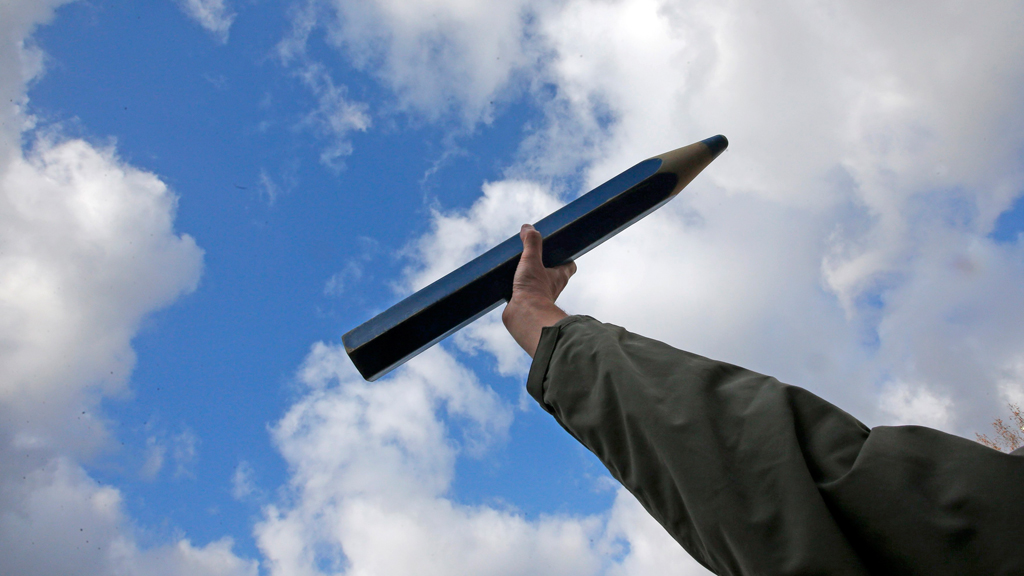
[501,295,567,357]
[527,316,873,575]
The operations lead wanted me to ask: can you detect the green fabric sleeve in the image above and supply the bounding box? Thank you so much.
[527,315,1024,576]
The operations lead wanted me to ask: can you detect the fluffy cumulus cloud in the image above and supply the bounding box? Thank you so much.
[321,0,539,126]
[1,456,255,576]
[0,1,253,573]
[175,0,236,43]
[261,0,1024,573]
[256,342,709,575]
[279,0,543,129]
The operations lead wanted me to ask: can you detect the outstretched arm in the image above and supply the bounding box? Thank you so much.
[501,224,576,357]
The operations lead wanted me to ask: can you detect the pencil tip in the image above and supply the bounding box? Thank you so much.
[701,134,728,157]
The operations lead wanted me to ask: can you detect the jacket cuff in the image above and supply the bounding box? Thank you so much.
[526,315,588,412]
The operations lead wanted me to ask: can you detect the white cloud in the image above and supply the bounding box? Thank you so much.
[0,1,253,573]
[0,134,207,450]
[141,437,167,480]
[0,456,258,576]
[231,461,256,501]
[0,0,68,160]
[173,427,200,479]
[1,136,205,453]
[257,169,280,206]
[323,261,363,297]
[257,342,710,575]
[311,0,541,127]
[175,0,236,43]
[997,357,1024,408]
[878,381,954,429]
[295,62,371,169]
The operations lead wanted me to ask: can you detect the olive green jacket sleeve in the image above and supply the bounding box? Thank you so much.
[527,316,1024,576]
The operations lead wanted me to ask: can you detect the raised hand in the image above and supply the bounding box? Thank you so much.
[501,224,576,357]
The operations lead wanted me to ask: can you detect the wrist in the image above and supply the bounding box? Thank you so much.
[502,295,568,358]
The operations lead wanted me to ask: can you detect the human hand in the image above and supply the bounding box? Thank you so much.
[501,224,576,357]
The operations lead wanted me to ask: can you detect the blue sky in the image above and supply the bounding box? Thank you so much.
[3,1,1024,575]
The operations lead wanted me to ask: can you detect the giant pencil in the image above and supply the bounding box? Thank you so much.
[343,135,728,381]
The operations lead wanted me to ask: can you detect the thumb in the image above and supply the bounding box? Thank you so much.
[520,224,543,264]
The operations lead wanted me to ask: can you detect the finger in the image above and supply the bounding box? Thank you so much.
[520,224,543,264]
[555,260,577,278]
